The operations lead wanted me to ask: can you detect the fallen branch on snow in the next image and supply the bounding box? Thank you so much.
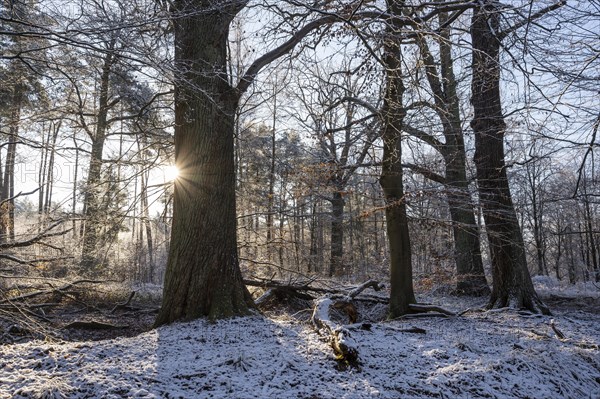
[311,297,360,370]
[309,280,385,370]
[408,303,456,316]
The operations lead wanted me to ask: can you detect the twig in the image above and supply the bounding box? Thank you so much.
[0,220,72,250]
[111,291,136,313]
[0,254,74,266]
[550,319,565,339]
[385,326,427,334]
[391,312,452,320]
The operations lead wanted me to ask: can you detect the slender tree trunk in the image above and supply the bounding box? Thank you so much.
[382,0,416,318]
[141,163,155,283]
[329,190,345,277]
[278,175,286,270]
[583,197,599,281]
[347,195,355,271]
[81,49,114,271]
[44,121,60,214]
[39,124,49,220]
[530,175,547,276]
[266,90,276,256]
[155,3,253,324]
[293,196,301,271]
[0,148,3,239]
[566,224,576,284]
[1,86,21,243]
[470,2,548,314]
[417,13,489,296]
[7,85,23,242]
[72,135,79,239]
[309,200,318,273]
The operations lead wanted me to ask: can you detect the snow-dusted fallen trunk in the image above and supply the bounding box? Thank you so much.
[311,297,360,369]
[310,280,384,369]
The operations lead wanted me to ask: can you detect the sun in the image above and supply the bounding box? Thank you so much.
[163,165,180,181]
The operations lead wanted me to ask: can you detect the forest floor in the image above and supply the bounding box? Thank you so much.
[0,277,599,399]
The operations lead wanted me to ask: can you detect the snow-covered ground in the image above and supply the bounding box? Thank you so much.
[1,285,599,399]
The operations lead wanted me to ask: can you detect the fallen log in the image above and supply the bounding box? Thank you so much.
[348,280,384,298]
[311,297,360,370]
[309,279,387,369]
[247,279,384,304]
[408,303,456,316]
[245,278,340,296]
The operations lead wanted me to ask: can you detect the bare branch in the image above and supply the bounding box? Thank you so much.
[0,221,71,250]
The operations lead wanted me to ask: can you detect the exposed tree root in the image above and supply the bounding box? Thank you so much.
[487,293,551,316]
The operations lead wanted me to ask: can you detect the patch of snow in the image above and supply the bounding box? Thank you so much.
[533,275,600,298]
[1,296,599,398]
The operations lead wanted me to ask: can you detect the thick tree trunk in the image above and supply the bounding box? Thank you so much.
[380,136,415,317]
[381,0,416,318]
[470,2,548,314]
[155,3,253,324]
[446,186,488,293]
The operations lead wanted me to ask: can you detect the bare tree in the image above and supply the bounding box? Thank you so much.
[469,1,562,313]
[380,0,417,317]
[155,2,349,323]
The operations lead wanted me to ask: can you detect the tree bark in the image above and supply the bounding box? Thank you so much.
[416,14,489,296]
[141,164,155,283]
[266,89,276,258]
[44,121,61,215]
[381,0,416,318]
[581,181,599,282]
[1,85,22,243]
[470,2,548,314]
[155,2,254,324]
[80,49,115,271]
[329,190,345,277]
